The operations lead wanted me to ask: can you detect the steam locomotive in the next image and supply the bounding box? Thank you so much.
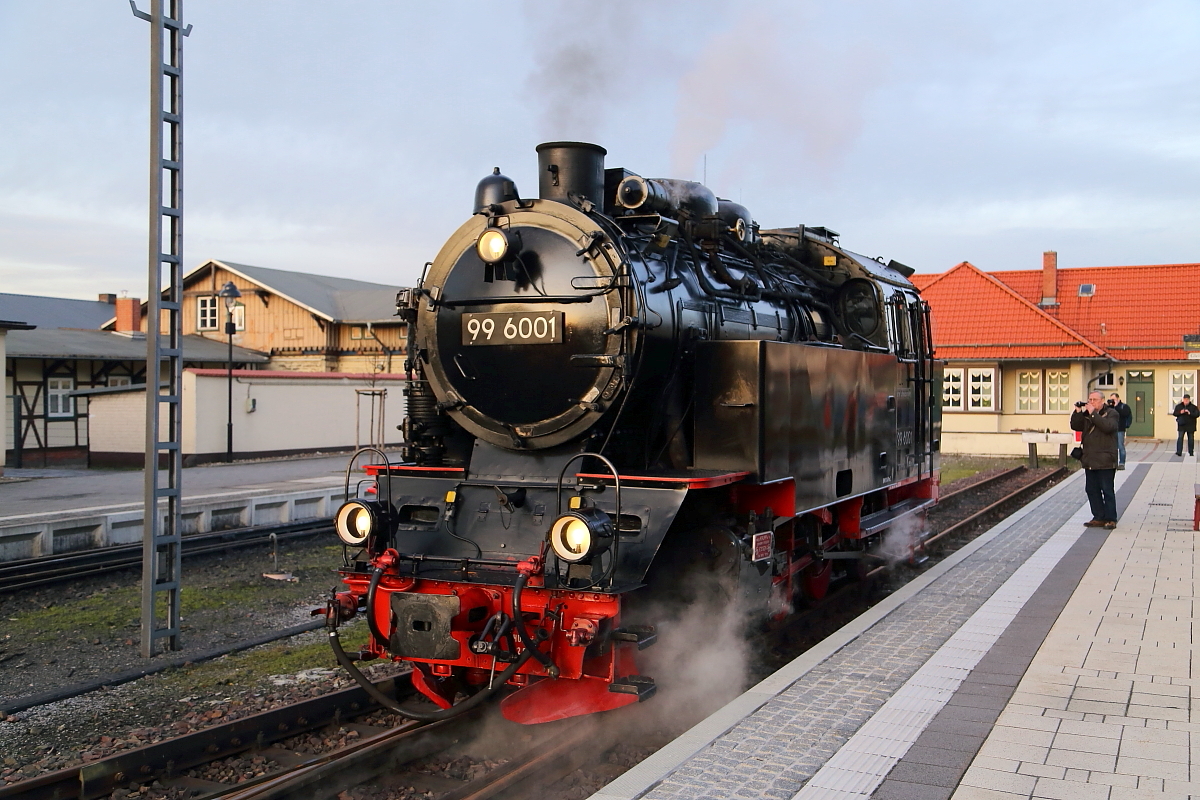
[324,142,941,725]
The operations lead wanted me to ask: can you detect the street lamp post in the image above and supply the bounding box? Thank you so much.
[218,281,241,463]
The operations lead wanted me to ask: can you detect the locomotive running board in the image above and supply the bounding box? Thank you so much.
[612,625,658,650]
[608,674,657,698]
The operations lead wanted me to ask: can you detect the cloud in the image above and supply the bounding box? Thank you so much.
[669,4,890,186]
[1,0,1198,299]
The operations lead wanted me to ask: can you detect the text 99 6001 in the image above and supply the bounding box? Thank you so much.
[461,311,564,346]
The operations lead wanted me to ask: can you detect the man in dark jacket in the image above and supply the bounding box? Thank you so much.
[1071,390,1119,528]
[1173,394,1199,457]
[1109,393,1132,469]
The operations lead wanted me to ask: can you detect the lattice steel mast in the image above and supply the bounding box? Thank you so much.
[132,0,190,657]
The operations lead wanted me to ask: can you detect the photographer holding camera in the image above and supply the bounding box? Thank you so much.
[1071,390,1119,528]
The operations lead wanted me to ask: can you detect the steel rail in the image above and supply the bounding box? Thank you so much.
[438,723,604,800]
[209,710,477,800]
[212,712,603,800]
[0,519,332,594]
[925,466,1069,548]
[936,465,1026,505]
[0,677,411,800]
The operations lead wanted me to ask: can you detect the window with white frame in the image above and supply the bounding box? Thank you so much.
[1170,370,1197,406]
[1047,370,1071,413]
[108,375,132,387]
[231,303,245,331]
[942,368,964,410]
[197,296,218,330]
[1096,372,1115,387]
[1017,371,1042,413]
[46,377,74,418]
[968,368,996,411]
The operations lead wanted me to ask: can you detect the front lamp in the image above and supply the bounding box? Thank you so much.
[476,228,511,264]
[548,507,614,564]
[334,499,390,547]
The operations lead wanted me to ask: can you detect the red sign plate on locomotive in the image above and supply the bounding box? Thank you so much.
[462,311,564,346]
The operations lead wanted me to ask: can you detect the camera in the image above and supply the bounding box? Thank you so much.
[1107,399,1116,406]
[1075,401,1087,409]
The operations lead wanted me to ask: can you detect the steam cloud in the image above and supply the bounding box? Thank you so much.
[623,572,753,733]
[520,0,709,144]
[669,4,888,187]
[876,510,928,566]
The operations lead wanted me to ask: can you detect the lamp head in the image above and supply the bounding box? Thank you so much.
[218,281,242,311]
[548,506,614,564]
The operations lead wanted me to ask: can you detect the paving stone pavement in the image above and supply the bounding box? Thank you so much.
[634,473,1110,800]
[952,459,1200,800]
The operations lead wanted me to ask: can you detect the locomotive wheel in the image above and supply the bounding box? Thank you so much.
[687,525,743,603]
[695,525,741,575]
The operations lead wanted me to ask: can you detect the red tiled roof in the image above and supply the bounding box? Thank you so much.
[909,274,938,291]
[917,262,1200,362]
[920,262,1106,361]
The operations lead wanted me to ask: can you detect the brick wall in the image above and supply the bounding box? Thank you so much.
[115,297,141,333]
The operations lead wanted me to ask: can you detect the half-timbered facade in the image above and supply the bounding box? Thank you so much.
[1,317,35,475]
[3,294,266,468]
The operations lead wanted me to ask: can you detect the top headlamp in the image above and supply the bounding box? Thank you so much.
[476,228,511,264]
[548,506,615,564]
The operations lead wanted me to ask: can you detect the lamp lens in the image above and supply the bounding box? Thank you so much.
[335,501,374,546]
[550,514,595,562]
[477,229,509,263]
[562,519,590,555]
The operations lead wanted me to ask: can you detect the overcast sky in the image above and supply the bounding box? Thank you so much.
[1,1,1197,300]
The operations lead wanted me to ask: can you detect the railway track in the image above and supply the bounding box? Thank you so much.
[0,519,333,594]
[0,676,409,800]
[935,464,1026,505]
[926,465,1069,548]
[0,670,618,800]
[1,465,1074,800]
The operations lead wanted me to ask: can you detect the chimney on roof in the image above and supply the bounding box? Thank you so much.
[115,297,141,332]
[1040,251,1058,307]
[98,293,117,304]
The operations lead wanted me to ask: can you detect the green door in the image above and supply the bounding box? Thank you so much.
[1127,371,1155,437]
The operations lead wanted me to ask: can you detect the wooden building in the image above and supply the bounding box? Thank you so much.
[114,260,408,373]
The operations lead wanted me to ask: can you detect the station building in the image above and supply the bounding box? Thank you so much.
[0,316,35,476]
[915,252,1200,455]
[2,292,267,468]
[3,261,408,468]
[111,260,408,374]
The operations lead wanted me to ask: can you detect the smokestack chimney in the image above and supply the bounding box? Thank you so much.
[535,142,607,206]
[115,297,141,333]
[1040,251,1058,307]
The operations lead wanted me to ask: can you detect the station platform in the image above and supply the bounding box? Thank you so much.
[0,452,386,561]
[0,452,367,514]
[592,441,1198,800]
